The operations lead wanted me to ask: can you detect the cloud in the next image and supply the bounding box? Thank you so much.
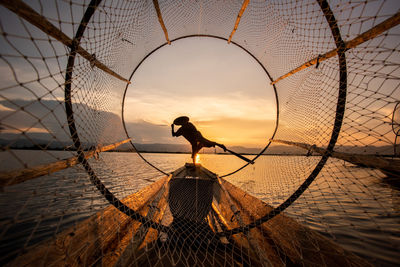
[195,117,276,147]
[0,99,70,140]
[124,93,276,125]
[0,103,14,111]
[0,98,275,147]
[0,99,126,144]
[125,119,180,144]
[123,37,277,142]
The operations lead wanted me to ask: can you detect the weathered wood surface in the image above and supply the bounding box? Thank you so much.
[0,139,131,188]
[114,175,171,266]
[8,175,169,267]
[271,11,400,85]
[0,0,131,84]
[212,181,276,266]
[272,139,400,176]
[220,177,372,267]
[9,164,372,266]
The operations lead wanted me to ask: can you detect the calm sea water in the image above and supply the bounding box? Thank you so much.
[0,150,399,265]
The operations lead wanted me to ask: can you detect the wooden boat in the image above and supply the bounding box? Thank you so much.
[10,164,370,266]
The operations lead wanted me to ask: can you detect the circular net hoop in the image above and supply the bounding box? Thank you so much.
[0,0,399,266]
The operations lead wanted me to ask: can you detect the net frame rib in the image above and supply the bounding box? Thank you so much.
[271,139,400,175]
[61,0,167,232]
[393,102,400,155]
[0,138,131,188]
[271,10,400,85]
[393,102,400,134]
[152,0,171,45]
[227,0,250,43]
[0,0,131,84]
[222,0,348,236]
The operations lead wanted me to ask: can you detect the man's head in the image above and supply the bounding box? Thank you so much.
[173,116,190,125]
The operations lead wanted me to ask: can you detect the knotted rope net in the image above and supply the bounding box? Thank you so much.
[0,0,399,266]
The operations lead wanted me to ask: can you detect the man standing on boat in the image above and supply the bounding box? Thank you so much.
[171,116,226,164]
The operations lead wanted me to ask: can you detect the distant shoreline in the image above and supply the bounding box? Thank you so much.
[2,147,397,157]
[2,146,303,156]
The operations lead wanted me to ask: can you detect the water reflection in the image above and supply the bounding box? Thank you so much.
[0,151,398,266]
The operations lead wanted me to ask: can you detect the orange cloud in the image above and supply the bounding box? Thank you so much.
[195,117,276,147]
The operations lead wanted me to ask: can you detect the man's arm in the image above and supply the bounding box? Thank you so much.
[171,124,182,137]
[171,124,176,136]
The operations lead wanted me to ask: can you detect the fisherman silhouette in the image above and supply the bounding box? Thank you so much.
[171,116,226,164]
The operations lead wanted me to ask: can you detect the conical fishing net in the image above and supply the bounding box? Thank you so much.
[0,0,399,266]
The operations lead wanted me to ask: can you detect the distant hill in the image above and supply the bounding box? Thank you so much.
[0,133,395,156]
[124,143,308,155]
[1,99,396,156]
[130,143,395,155]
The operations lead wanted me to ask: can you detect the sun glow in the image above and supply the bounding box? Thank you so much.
[124,38,277,148]
[195,154,201,164]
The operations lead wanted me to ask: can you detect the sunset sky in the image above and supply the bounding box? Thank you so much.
[0,1,397,151]
[124,37,277,147]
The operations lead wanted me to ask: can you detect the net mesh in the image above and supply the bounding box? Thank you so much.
[0,0,399,266]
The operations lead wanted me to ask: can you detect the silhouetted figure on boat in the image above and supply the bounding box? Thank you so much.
[171,116,226,164]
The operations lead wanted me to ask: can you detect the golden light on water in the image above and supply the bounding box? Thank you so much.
[195,154,201,164]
